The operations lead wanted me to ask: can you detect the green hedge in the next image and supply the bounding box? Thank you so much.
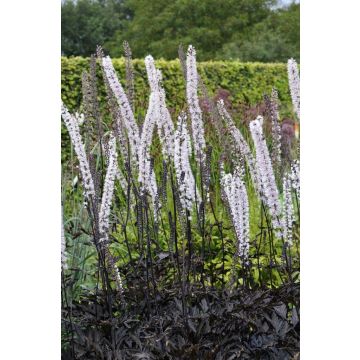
[61,57,291,113]
[61,57,292,164]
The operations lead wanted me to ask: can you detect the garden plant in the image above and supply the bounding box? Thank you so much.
[61,42,300,359]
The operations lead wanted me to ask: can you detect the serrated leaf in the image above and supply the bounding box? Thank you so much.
[188,319,196,333]
[274,303,287,319]
[200,298,209,313]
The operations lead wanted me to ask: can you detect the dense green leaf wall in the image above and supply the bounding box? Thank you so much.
[61,57,291,113]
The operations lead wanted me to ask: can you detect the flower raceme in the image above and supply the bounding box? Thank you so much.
[287,58,300,119]
[186,45,206,167]
[101,142,128,193]
[136,57,161,217]
[282,173,294,246]
[217,99,263,197]
[174,112,196,214]
[137,91,157,186]
[98,133,118,243]
[137,90,159,215]
[98,133,125,293]
[144,55,175,160]
[220,165,250,262]
[249,116,282,231]
[61,102,95,198]
[99,54,130,162]
[101,55,140,165]
[158,81,175,159]
[264,88,282,168]
[62,107,124,292]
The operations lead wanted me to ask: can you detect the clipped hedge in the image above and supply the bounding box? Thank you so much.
[61,57,292,113]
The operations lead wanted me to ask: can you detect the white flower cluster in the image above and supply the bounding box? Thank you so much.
[186,45,206,166]
[114,266,124,294]
[282,173,294,246]
[157,79,175,158]
[287,58,300,119]
[137,91,159,213]
[249,116,282,230]
[220,165,250,261]
[61,102,95,198]
[102,56,140,164]
[174,112,196,213]
[217,99,263,196]
[145,56,175,159]
[98,133,118,242]
[114,108,130,161]
[101,141,127,193]
[290,159,300,200]
[99,134,125,293]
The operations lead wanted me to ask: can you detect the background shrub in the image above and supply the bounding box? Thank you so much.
[61,57,292,112]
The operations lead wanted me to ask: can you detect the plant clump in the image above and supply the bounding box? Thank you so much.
[61,42,300,359]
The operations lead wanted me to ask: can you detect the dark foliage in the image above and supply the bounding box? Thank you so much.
[62,282,299,359]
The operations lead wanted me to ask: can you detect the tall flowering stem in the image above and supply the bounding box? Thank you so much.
[220,165,250,263]
[123,40,135,112]
[186,45,206,167]
[101,55,140,165]
[250,116,282,231]
[264,88,282,169]
[98,133,124,293]
[158,81,175,159]
[137,91,159,218]
[144,55,175,160]
[282,173,294,246]
[217,99,263,196]
[61,102,95,198]
[136,57,172,218]
[287,58,300,119]
[99,133,118,242]
[101,142,128,193]
[97,46,129,162]
[174,112,196,214]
